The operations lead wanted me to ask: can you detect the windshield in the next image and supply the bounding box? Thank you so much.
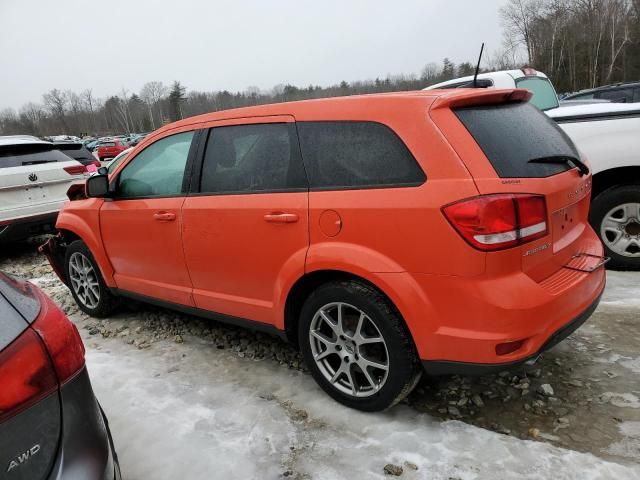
[516,77,559,111]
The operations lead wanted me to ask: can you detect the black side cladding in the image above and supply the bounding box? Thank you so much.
[454,102,581,178]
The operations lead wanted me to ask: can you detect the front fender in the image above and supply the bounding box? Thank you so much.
[55,201,116,287]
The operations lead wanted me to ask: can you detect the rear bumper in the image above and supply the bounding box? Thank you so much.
[421,289,603,375]
[48,368,120,480]
[0,212,58,244]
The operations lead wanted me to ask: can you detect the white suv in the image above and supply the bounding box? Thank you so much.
[0,136,88,244]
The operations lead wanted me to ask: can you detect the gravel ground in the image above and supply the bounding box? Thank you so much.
[2,241,639,471]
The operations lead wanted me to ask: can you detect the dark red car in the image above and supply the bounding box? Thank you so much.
[96,139,128,162]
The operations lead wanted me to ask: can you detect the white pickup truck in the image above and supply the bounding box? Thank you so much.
[426,70,640,270]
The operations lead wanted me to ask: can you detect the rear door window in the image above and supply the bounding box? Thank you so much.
[454,102,579,178]
[297,121,425,189]
[199,123,307,194]
[0,144,74,169]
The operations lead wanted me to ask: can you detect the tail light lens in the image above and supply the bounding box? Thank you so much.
[0,292,85,422]
[0,330,58,422]
[443,194,548,251]
[63,164,87,175]
[32,294,85,383]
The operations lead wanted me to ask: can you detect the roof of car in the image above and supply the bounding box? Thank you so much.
[424,69,549,90]
[567,81,640,96]
[147,89,514,137]
[0,135,51,147]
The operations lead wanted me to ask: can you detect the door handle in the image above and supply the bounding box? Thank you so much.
[264,212,299,224]
[153,211,176,221]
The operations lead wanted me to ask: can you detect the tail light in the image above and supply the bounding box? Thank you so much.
[0,291,85,422]
[32,293,85,383]
[443,194,548,251]
[63,164,87,175]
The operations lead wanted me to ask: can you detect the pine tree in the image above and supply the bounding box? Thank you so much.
[168,81,186,121]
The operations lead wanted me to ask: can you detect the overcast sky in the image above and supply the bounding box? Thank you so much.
[0,0,507,110]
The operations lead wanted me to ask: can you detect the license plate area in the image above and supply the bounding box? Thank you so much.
[562,253,610,273]
[552,201,586,253]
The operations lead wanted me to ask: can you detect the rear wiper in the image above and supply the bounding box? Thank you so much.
[528,155,589,176]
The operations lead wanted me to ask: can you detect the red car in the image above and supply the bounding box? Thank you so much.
[96,139,128,162]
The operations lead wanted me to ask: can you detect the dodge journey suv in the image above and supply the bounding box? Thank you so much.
[42,89,606,411]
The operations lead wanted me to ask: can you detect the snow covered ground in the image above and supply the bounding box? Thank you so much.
[86,333,640,480]
[2,247,639,479]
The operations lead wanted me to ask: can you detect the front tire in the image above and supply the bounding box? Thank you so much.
[298,280,421,411]
[590,184,640,271]
[64,240,118,317]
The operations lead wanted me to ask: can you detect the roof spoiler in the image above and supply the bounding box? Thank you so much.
[430,88,533,110]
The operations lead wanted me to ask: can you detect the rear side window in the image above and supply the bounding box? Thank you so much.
[0,144,74,169]
[199,123,307,194]
[515,77,559,110]
[118,131,194,198]
[297,121,425,189]
[455,102,579,178]
[597,88,633,103]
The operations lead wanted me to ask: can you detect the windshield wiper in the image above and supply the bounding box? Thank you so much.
[528,155,589,176]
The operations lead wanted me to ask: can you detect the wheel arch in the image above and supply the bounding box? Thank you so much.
[592,166,640,199]
[282,268,430,355]
[55,212,116,287]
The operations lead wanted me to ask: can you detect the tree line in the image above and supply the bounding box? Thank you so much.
[500,0,640,92]
[0,59,481,137]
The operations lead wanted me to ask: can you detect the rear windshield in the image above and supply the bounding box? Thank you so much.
[454,102,579,178]
[515,77,559,110]
[55,143,94,161]
[0,143,74,169]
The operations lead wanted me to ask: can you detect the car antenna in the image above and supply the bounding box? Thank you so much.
[473,42,485,88]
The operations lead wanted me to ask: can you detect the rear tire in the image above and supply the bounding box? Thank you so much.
[64,240,118,317]
[298,280,421,411]
[590,184,640,271]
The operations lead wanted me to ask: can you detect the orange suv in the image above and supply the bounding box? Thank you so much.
[42,89,606,411]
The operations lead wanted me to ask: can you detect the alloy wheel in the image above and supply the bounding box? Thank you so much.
[68,252,101,309]
[308,302,389,398]
[601,202,640,257]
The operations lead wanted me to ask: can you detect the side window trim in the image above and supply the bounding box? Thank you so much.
[190,122,309,196]
[110,130,198,200]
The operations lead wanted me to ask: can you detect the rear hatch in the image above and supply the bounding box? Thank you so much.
[0,274,61,480]
[431,90,598,281]
[0,142,87,222]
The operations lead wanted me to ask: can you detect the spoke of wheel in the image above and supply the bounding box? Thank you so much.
[314,347,334,361]
[344,366,357,395]
[624,203,640,221]
[357,361,378,391]
[359,356,389,372]
[330,363,346,384]
[311,329,335,347]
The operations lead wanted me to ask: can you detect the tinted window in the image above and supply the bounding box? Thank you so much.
[0,143,74,169]
[596,88,633,103]
[118,131,193,198]
[55,144,94,162]
[200,123,307,194]
[297,121,425,189]
[455,102,579,178]
[515,77,559,110]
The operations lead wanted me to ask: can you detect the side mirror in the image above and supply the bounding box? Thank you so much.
[85,174,109,198]
[97,166,108,175]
